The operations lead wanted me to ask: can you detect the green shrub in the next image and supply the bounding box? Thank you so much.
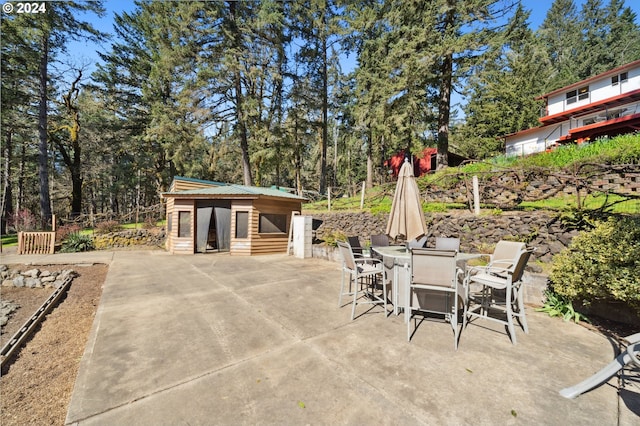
[56,224,82,243]
[322,229,347,247]
[536,290,590,323]
[60,233,95,252]
[550,216,640,316]
[95,220,121,234]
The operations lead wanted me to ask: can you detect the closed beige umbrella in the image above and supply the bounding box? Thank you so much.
[386,160,427,241]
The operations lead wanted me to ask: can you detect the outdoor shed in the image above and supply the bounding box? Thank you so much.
[162,177,305,255]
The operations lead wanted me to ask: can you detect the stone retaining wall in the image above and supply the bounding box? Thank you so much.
[309,210,569,306]
[0,265,77,289]
[310,210,575,264]
[423,167,640,208]
[93,228,166,250]
[0,265,78,329]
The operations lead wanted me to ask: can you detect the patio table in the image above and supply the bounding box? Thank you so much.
[372,246,481,317]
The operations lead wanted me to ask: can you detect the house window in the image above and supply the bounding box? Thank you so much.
[578,86,589,101]
[178,211,191,238]
[566,85,589,104]
[235,211,249,238]
[612,72,628,86]
[259,214,287,234]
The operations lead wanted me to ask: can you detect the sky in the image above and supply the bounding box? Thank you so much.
[59,0,640,77]
[8,0,639,115]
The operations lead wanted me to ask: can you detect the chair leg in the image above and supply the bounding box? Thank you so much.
[452,294,459,351]
[351,275,359,320]
[382,276,388,317]
[505,287,517,345]
[516,285,529,334]
[338,268,346,307]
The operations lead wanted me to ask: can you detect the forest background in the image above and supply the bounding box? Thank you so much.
[2,0,640,230]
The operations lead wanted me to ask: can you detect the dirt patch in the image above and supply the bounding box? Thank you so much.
[0,263,107,426]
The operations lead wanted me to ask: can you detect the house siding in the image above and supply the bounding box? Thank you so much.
[506,61,640,156]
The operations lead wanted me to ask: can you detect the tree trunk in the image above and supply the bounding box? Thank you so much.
[1,129,13,233]
[17,143,25,212]
[56,71,83,216]
[366,129,374,189]
[229,1,253,187]
[436,5,455,171]
[437,53,452,170]
[38,34,52,228]
[319,32,328,194]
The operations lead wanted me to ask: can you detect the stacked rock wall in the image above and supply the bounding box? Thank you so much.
[93,228,166,250]
[422,167,640,208]
[0,265,77,289]
[310,210,576,264]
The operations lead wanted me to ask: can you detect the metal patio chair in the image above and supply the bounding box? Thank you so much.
[337,241,387,320]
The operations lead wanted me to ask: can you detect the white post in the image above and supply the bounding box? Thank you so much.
[360,181,366,209]
[328,186,331,211]
[473,175,480,215]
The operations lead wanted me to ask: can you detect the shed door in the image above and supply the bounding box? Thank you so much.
[213,201,231,251]
[196,200,231,253]
[196,201,214,253]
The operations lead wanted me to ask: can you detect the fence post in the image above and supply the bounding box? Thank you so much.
[328,186,331,211]
[360,181,366,210]
[17,231,23,254]
[473,176,480,215]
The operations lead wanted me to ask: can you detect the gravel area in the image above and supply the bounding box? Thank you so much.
[0,263,107,426]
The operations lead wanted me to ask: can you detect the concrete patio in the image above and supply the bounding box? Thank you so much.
[2,249,638,425]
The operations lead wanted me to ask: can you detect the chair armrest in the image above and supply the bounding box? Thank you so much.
[355,258,382,266]
[487,258,515,269]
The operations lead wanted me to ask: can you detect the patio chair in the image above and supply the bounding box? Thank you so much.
[407,248,462,349]
[347,236,365,257]
[370,234,389,248]
[560,333,640,399]
[407,235,428,249]
[435,237,460,251]
[463,246,534,344]
[464,240,526,282]
[337,241,387,320]
[487,240,526,271]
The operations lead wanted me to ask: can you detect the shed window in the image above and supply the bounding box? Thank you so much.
[178,211,191,238]
[259,214,287,234]
[236,211,249,238]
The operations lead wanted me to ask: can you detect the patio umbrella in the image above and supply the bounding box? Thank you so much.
[386,159,427,241]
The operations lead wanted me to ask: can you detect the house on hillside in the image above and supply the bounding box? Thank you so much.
[504,59,640,156]
[161,177,305,255]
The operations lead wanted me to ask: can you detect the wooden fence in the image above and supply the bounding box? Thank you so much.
[17,231,56,255]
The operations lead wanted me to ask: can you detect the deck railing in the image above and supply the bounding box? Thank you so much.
[17,231,56,255]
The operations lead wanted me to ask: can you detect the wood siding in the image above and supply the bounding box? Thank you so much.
[167,199,195,254]
[250,198,301,255]
[170,179,218,192]
[230,200,253,255]
[165,189,302,256]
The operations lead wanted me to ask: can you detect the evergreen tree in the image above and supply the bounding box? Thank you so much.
[289,0,342,194]
[1,1,106,226]
[456,5,551,159]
